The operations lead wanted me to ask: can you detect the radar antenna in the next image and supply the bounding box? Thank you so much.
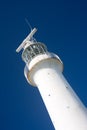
[16,28,37,53]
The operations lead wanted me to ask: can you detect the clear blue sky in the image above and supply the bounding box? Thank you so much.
[0,0,87,130]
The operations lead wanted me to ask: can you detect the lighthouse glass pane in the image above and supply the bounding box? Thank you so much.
[22,43,47,63]
[32,45,39,54]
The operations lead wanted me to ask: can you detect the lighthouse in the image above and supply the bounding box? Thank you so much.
[16,28,87,130]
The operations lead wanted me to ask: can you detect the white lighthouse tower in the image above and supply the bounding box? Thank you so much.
[16,28,87,130]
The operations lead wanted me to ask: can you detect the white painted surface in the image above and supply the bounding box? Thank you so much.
[16,27,87,130]
[27,58,87,130]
